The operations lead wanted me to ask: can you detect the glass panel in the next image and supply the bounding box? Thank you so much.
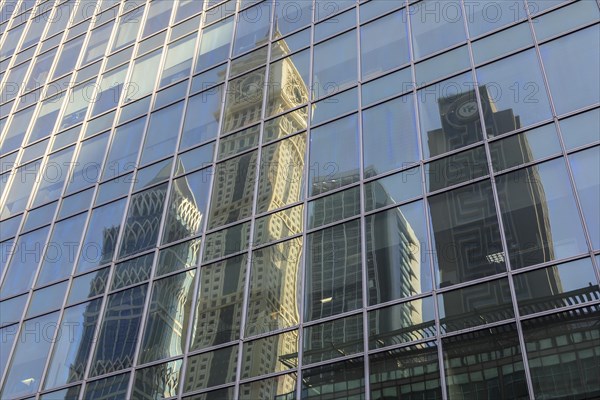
[37,212,87,286]
[239,373,297,399]
[366,201,432,305]
[362,67,412,107]
[560,108,600,150]
[119,96,151,124]
[416,45,470,85]
[142,0,172,37]
[191,63,227,93]
[464,0,526,37]
[133,359,182,399]
[315,8,355,43]
[363,94,418,178]
[264,106,308,143]
[58,188,94,220]
[266,49,310,117]
[570,147,600,249]
[90,284,148,376]
[95,174,132,205]
[111,253,154,290]
[233,2,271,56]
[1,226,49,298]
[496,158,588,269]
[81,20,114,65]
[119,183,168,258]
[364,166,422,212]
[533,0,599,42]
[89,66,127,117]
[308,185,360,229]
[156,238,201,277]
[26,280,68,318]
[231,46,268,77]
[83,373,130,400]
[410,0,466,59]
[1,160,41,219]
[22,201,57,232]
[112,6,144,51]
[184,345,238,391]
[207,150,258,229]
[443,324,528,399]
[217,125,260,160]
[369,342,442,400]
[0,106,35,155]
[0,325,16,381]
[522,307,600,400]
[65,132,110,195]
[438,278,514,333]
[476,49,552,134]
[177,142,214,175]
[139,270,195,364]
[40,387,80,400]
[191,254,247,350]
[140,101,184,166]
[304,314,363,364]
[311,87,358,126]
[0,294,27,326]
[155,80,188,110]
[125,49,161,102]
[541,26,600,116]
[179,86,224,150]
[313,29,357,100]
[515,258,599,315]
[361,10,409,80]
[309,114,359,196]
[103,117,146,181]
[305,220,362,322]
[195,16,234,72]
[134,158,172,191]
[222,68,266,133]
[242,330,299,379]
[67,267,109,305]
[489,124,561,172]
[256,132,306,213]
[429,180,505,287]
[202,221,251,262]
[253,204,304,246]
[44,300,103,389]
[472,22,533,65]
[76,198,127,273]
[0,312,59,399]
[426,145,488,191]
[162,168,212,244]
[246,238,302,336]
[160,33,196,87]
[418,72,483,159]
[272,29,310,60]
[272,0,312,38]
[302,357,365,399]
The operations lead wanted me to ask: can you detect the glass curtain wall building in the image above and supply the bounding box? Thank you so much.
[0,0,599,399]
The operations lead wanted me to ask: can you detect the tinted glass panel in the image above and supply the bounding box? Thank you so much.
[111,253,154,290]
[133,359,182,399]
[304,314,363,365]
[83,373,130,400]
[410,0,466,59]
[241,330,299,378]
[302,357,365,399]
[239,373,297,400]
[184,345,238,392]
[313,30,357,100]
[569,147,600,249]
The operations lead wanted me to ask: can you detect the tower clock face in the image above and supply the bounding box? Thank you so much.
[446,95,480,127]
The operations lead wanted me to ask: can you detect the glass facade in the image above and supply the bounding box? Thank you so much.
[0,0,598,399]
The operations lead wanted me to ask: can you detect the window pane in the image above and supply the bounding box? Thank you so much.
[81,20,115,65]
[103,117,147,181]
[239,373,297,400]
[1,160,41,219]
[162,168,212,244]
[305,220,362,322]
[426,145,488,192]
[191,254,247,350]
[304,314,363,365]
[184,345,238,392]
[222,68,266,133]
[207,150,258,230]
[32,146,75,207]
[266,49,310,117]
[253,204,304,246]
[133,359,182,399]
[139,270,195,364]
[179,86,224,150]
[309,114,359,196]
[410,0,466,59]
[522,307,600,399]
[202,221,251,262]
[76,198,127,273]
[112,6,144,51]
[66,132,110,195]
[272,0,312,38]
[370,342,442,400]
[125,49,162,102]
[313,30,357,100]
[496,158,588,269]
[308,185,360,229]
[0,294,27,326]
[195,17,234,72]
[560,108,600,150]
[429,180,505,287]
[111,253,154,290]
[67,267,109,305]
[465,0,526,38]
[302,357,365,399]
[256,132,306,213]
[246,238,302,336]
[363,94,418,177]
[160,33,196,87]
[569,146,600,249]
[443,324,528,399]
[439,278,513,333]
[90,284,148,376]
[140,101,184,165]
[0,312,59,398]
[541,26,600,115]
[83,373,130,400]
[241,330,299,379]
[44,300,103,389]
[142,0,172,38]
[26,281,68,318]
[156,238,201,277]
[233,2,271,56]
[366,201,432,305]
[361,10,409,80]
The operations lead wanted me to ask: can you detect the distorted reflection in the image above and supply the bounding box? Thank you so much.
[246,238,302,336]
[218,125,260,160]
[83,373,130,400]
[302,357,365,399]
[308,186,360,229]
[241,330,299,379]
[119,183,168,258]
[369,342,442,400]
[305,220,362,321]
[191,255,247,350]
[156,238,201,277]
[90,285,148,376]
[222,68,265,134]
[304,314,363,365]
[239,373,297,400]
[253,204,304,247]
[134,359,182,399]
[443,324,528,399]
[429,180,505,288]
[256,132,306,214]
[67,267,109,305]
[266,49,310,117]
[184,346,238,392]
[368,296,436,349]
[111,253,154,291]
[263,107,308,143]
